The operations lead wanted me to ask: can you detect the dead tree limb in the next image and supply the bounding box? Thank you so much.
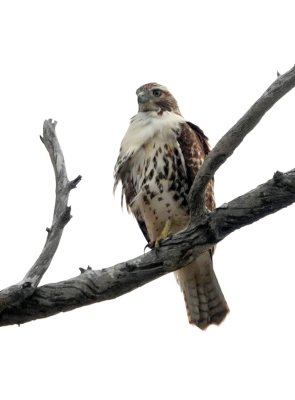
[0,120,81,313]
[189,64,295,220]
[0,168,295,326]
[0,66,295,327]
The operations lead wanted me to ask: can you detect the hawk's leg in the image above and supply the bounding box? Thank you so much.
[146,219,172,250]
[154,219,172,248]
[147,216,186,250]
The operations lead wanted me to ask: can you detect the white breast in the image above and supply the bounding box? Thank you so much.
[120,111,185,158]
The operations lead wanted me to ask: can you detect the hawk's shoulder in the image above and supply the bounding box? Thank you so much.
[185,121,210,155]
[177,121,215,211]
[176,121,210,186]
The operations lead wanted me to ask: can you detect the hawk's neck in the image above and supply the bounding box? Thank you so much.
[121,111,184,157]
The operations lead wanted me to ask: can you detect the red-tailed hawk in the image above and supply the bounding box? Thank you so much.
[114,83,229,329]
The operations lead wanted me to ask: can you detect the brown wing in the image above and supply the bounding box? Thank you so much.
[116,167,150,243]
[185,122,210,155]
[177,121,215,211]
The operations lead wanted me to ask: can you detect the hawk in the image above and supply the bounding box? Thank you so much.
[114,83,229,329]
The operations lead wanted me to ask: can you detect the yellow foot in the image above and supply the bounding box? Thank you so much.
[154,219,172,248]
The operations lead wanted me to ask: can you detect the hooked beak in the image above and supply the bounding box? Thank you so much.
[137,91,149,104]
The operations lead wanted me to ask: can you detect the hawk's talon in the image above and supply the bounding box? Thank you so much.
[144,242,154,252]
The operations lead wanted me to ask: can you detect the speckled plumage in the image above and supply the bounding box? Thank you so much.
[114,83,229,329]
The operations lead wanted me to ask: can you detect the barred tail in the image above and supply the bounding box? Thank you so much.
[175,251,229,330]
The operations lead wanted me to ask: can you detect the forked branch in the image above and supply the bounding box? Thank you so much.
[0,120,81,313]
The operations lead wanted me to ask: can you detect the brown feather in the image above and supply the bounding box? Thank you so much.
[175,121,228,328]
[177,122,215,211]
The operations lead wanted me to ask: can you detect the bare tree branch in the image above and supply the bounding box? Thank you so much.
[0,167,295,326]
[189,65,295,220]
[0,120,81,313]
[0,66,295,327]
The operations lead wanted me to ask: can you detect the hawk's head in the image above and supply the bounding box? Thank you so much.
[136,83,181,115]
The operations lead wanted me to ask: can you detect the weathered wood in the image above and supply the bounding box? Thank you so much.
[189,65,295,219]
[0,120,81,313]
[0,168,295,326]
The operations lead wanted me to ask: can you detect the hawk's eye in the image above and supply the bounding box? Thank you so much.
[152,89,162,97]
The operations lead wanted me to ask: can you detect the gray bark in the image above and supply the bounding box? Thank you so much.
[0,66,295,327]
[0,120,81,313]
[189,65,295,218]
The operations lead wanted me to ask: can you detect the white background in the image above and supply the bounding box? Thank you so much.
[1,1,295,399]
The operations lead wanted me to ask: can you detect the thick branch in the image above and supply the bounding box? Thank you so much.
[0,168,294,326]
[0,120,81,313]
[189,65,295,219]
